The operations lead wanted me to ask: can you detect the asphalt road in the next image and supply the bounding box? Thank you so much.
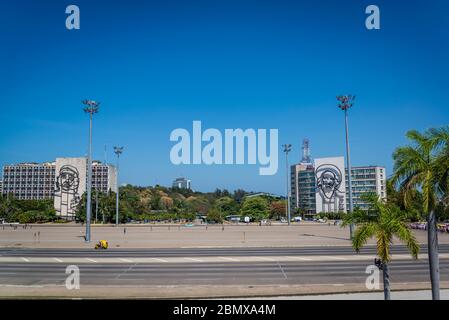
[0,245,448,288]
[1,259,449,287]
[1,244,448,257]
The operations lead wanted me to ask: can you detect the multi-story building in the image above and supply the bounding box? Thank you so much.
[289,140,386,215]
[172,177,191,189]
[291,163,316,215]
[290,139,316,215]
[345,166,387,211]
[2,157,117,219]
[2,162,56,200]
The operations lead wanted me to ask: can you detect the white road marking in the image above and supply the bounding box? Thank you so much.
[119,258,133,263]
[285,256,313,261]
[86,258,97,263]
[151,258,168,263]
[277,262,288,279]
[21,257,30,262]
[320,256,347,260]
[220,257,240,262]
[184,258,204,262]
[53,258,63,263]
[254,256,275,261]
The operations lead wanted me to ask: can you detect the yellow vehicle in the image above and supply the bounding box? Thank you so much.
[95,240,108,250]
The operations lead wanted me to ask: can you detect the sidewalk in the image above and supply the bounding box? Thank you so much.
[250,289,449,300]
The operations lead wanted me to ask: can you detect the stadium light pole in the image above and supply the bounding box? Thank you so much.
[113,146,123,227]
[282,144,292,226]
[82,99,100,242]
[337,95,355,240]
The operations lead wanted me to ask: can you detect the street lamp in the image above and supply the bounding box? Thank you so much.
[82,99,100,242]
[337,94,355,240]
[282,144,292,226]
[113,146,123,226]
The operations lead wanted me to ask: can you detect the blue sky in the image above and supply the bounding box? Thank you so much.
[0,0,448,194]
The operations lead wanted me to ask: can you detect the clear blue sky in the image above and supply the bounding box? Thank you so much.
[0,0,448,194]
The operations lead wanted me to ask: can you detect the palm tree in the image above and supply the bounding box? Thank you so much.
[342,194,419,300]
[429,127,449,209]
[392,127,449,300]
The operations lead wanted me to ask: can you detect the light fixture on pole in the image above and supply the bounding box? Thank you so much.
[82,99,100,242]
[337,94,355,240]
[113,146,123,227]
[282,144,292,226]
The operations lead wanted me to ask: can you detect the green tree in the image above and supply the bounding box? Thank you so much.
[214,197,238,216]
[206,207,223,223]
[391,127,449,300]
[240,196,269,221]
[269,200,286,220]
[342,194,419,300]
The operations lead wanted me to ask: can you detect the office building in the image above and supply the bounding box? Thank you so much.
[172,177,191,189]
[345,166,387,211]
[2,157,117,219]
[289,140,386,215]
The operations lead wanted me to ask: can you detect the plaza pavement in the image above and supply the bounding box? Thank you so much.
[1,222,447,249]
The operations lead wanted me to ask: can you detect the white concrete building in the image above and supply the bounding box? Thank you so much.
[2,157,117,219]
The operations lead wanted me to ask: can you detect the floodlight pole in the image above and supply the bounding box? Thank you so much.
[282,144,292,226]
[114,146,123,227]
[82,99,99,242]
[337,95,355,240]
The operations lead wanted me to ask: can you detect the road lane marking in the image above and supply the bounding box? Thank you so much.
[277,262,288,279]
[253,256,275,261]
[53,258,63,263]
[21,257,30,262]
[86,258,97,263]
[119,258,133,263]
[220,257,240,262]
[184,258,204,262]
[285,256,313,261]
[320,256,347,260]
[151,258,168,263]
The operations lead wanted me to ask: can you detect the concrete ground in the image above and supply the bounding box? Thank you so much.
[1,223,447,299]
[240,289,449,300]
[0,222,447,248]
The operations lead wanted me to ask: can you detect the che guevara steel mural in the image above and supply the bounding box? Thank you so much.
[54,165,81,217]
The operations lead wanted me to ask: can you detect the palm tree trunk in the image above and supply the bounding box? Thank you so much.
[382,262,391,300]
[427,209,440,300]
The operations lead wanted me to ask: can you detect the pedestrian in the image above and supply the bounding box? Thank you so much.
[123,227,126,235]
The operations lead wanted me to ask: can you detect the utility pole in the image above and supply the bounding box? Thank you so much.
[95,189,98,224]
[113,146,123,226]
[282,144,292,226]
[337,95,355,240]
[82,99,100,242]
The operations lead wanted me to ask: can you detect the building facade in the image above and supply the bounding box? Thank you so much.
[290,157,386,215]
[345,166,387,211]
[2,157,117,219]
[314,157,347,213]
[290,163,316,215]
[172,177,191,189]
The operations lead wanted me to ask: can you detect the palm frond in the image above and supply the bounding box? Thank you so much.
[352,223,377,253]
